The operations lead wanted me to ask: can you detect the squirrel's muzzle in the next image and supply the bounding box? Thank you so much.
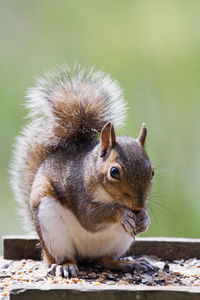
[132,193,147,210]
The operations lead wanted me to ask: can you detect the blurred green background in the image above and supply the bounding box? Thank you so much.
[0,0,200,254]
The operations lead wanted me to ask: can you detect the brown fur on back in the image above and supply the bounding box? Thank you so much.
[10,64,126,229]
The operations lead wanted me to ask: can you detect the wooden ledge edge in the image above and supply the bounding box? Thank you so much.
[3,235,200,261]
[9,284,200,300]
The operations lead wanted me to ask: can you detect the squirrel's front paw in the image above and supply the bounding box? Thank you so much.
[47,263,79,278]
[135,209,150,234]
[121,208,137,237]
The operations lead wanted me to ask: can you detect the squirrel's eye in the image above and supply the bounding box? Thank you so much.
[110,167,120,180]
[152,170,155,178]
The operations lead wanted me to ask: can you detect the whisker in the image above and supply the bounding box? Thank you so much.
[148,198,176,216]
[147,205,161,234]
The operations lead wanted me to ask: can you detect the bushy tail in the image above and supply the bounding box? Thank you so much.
[10,64,127,228]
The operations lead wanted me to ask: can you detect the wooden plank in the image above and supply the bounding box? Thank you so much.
[3,235,41,260]
[9,285,200,300]
[5,237,200,299]
[129,237,200,260]
[3,235,200,261]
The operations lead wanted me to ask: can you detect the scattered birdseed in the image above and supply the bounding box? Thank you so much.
[1,256,200,299]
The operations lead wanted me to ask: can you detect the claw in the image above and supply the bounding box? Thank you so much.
[135,209,150,234]
[121,208,137,236]
[55,265,63,277]
[47,264,57,276]
[68,264,78,278]
[47,263,79,278]
[130,258,159,272]
[63,266,69,278]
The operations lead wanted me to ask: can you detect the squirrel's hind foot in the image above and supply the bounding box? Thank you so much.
[126,257,159,272]
[96,257,158,273]
[47,262,79,278]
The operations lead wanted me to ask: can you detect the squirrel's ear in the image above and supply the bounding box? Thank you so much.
[100,122,116,157]
[137,123,147,147]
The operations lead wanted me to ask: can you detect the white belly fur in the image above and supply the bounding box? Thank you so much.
[38,196,133,264]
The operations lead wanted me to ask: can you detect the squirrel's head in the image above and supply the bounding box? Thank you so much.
[94,122,154,210]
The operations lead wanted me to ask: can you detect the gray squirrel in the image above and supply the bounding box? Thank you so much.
[10,64,155,278]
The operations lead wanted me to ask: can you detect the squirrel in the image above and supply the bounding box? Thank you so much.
[10,64,155,278]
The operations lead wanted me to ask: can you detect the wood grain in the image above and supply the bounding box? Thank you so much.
[3,235,200,261]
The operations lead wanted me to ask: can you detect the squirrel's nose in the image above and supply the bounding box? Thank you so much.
[133,193,146,210]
